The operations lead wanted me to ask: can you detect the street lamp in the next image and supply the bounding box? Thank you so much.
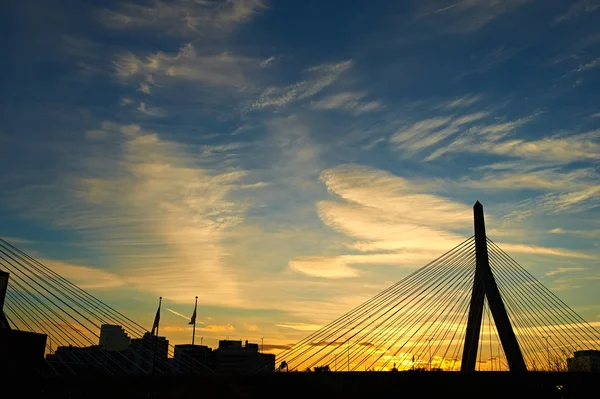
[261,337,264,353]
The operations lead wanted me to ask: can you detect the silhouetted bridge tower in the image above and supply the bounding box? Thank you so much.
[272,202,600,373]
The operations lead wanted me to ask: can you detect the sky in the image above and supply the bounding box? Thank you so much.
[1,0,599,353]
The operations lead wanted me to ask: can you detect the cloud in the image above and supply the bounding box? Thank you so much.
[574,57,600,72]
[289,165,593,279]
[444,95,482,109]
[275,323,323,331]
[4,122,259,307]
[456,167,596,191]
[312,92,382,114]
[496,243,593,259]
[161,325,189,333]
[137,83,151,94]
[250,60,353,109]
[114,43,269,90]
[554,0,600,24]
[289,165,469,278]
[263,343,294,350]
[427,121,600,164]
[42,260,124,290]
[137,102,167,117]
[289,256,361,278]
[415,0,533,34]
[243,323,258,331]
[546,267,590,277]
[100,0,267,36]
[0,236,32,245]
[549,228,600,238]
[198,324,235,332]
[391,112,488,156]
[509,185,600,215]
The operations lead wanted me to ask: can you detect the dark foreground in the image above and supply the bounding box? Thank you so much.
[24,372,599,399]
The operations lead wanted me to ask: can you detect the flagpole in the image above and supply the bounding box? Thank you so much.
[191,296,197,375]
[151,297,162,376]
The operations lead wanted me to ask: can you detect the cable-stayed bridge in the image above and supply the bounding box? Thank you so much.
[272,202,600,373]
[0,238,210,376]
[1,202,600,378]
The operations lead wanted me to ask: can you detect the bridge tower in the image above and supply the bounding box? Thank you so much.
[461,201,526,372]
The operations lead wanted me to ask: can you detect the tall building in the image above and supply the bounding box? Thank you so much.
[129,332,169,374]
[214,339,275,373]
[99,324,130,351]
[173,344,213,373]
[567,350,600,372]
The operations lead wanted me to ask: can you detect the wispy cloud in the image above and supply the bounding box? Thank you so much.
[198,324,235,332]
[100,0,267,37]
[554,0,600,24]
[137,101,167,117]
[137,83,151,95]
[312,91,382,114]
[43,260,124,290]
[427,123,599,164]
[0,236,32,245]
[574,56,600,73]
[275,322,323,331]
[250,60,353,109]
[546,267,590,277]
[114,43,269,89]
[443,94,482,109]
[497,243,593,259]
[550,228,600,238]
[289,165,589,279]
[4,122,263,306]
[415,0,533,34]
[391,112,488,156]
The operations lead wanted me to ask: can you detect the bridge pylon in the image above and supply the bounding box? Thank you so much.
[461,201,526,372]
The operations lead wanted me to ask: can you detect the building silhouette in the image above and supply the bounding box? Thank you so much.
[99,324,130,351]
[173,344,213,373]
[567,350,600,372]
[0,270,47,376]
[214,339,275,373]
[129,332,169,374]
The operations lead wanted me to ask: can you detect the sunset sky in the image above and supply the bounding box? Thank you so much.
[1,0,599,353]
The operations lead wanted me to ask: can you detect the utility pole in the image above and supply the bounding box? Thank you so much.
[429,338,432,371]
[347,340,350,372]
[544,336,550,371]
[261,337,264,353]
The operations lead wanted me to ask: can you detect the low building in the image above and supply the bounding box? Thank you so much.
[0,329,47,376]
[173,344,214,373]
[214,339,274,373]
[567,350,600,372]
[129,332,169,374]
[47,345,131,375]
[99,324,130,351]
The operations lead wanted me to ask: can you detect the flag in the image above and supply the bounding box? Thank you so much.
[189,297,197,325]
[151,297,161,336]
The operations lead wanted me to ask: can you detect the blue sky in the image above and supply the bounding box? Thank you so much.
[1,0,599,349]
